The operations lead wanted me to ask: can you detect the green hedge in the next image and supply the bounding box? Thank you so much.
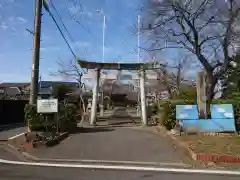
[24,103,77,132]
[154,99,240,131]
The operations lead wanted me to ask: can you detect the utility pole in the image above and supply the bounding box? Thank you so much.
[29,0,43,105]
[100,14,106,116]
[137,15,140,116]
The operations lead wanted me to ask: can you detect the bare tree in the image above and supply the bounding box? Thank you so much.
[142,0,240,101]
[52,59,87,114]
[149,54,196,98]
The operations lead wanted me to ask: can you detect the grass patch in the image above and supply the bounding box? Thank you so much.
[179,135,240,156]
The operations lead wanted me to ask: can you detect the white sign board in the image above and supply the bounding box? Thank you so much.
[37,99,58,113]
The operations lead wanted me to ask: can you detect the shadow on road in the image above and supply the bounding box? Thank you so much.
[72,127,115,134]
[0,123,25,132]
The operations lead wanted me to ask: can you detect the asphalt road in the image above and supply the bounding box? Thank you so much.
[0,141,240,180]
[28,126,188,163]
[0,147,20,161]
[0,164,240,180]
[0,124,27,140]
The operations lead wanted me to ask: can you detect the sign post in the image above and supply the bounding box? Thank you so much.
[37,99,59,132]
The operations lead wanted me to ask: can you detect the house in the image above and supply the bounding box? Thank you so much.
[0,83,30,92]
[0,81,80,100]
[38,81,79,99]
[0,83,30,100]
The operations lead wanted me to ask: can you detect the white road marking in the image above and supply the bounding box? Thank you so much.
[8,132,26,140]
[39,158,188,167]
[1,158,240,175]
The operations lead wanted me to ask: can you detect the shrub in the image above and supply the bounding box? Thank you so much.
[24,104,46,131]
[154,98,240,131]
[24,102,77,132]
[159,100,196,130]
[58,103,77,132]
[175,86,197,101]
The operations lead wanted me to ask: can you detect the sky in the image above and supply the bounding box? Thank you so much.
[0,0,192,84]
[0,0,144,82]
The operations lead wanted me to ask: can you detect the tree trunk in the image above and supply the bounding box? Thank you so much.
[206,74,217,102]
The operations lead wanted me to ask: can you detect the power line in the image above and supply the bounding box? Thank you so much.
[49,0,86,55]
[49,1,75,44]
[43,1,79,62]
[44,0,88,73]
[65,1,95,40]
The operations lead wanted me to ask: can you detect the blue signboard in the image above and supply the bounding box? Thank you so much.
[176,105,198,120]
[211,104,234,119]
[175,104,236,132]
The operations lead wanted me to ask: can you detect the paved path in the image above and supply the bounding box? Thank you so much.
[0,124,27,140]
[25,126,191,164]
[82,107,143,126]
[0,164,239,180]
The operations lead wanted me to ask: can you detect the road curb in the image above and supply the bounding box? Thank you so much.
[197,154,240,163]
[37,158,190,167]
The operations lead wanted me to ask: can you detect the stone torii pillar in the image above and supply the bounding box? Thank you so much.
[140,69,147,125]
[90,68,100,125]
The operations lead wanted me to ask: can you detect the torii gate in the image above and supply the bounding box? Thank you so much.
[78,60,149,126]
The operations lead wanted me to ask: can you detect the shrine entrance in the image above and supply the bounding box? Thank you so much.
[78,60,148,126]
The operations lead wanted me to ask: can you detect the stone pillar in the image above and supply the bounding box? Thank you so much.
[196,71,207,118]
[140,69,147,125]
[90,69,100,125]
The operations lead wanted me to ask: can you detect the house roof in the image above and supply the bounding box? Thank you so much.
[1,87,22,95]
[0,83,30,88]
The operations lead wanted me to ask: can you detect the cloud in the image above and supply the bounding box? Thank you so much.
[126,1,136,9]
[69,5,82,15]
[40,46,60,53]
[73,41,90,48]
[0,22,8,30]
[80,11,93,17]
[17,16,28,23]
[68,4,93,18]
[0,16,28,32]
